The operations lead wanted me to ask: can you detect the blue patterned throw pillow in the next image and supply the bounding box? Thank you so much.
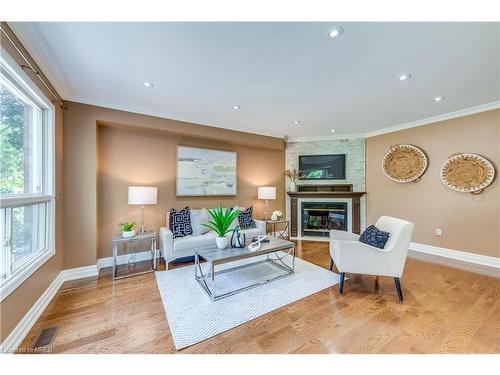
[238,206,256,229]
[169,207,193,238]
[359,225,390,249]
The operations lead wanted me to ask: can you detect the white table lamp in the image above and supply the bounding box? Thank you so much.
[258,186,276,220]
[128,186,158,234]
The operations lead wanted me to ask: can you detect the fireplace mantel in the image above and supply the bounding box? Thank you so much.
[287,189,366,237]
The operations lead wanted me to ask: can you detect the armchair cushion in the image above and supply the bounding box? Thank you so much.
[359,225,390,249]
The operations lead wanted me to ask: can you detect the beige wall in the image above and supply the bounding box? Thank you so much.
[366,109,500,258]
[0,36,64,342]
[64,102,285,267]
[97,125,285,259]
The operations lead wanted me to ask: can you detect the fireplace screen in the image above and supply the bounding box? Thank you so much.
[301,202,348,237]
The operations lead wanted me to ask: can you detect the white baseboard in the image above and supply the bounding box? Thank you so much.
[409,242,500,270]
[1,251,158,353]
[0,264,98,354]
[60,264,98,282]
[290,236,329,242]
[96,250,159,271]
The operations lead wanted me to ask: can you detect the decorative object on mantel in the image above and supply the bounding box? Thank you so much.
[271,210,283,221]
[119,221,136,238]
[230,228,246,248]
[284,168,301,192]
[128,186,158,234]
[440,153,495,194]
[258,186,276,219]
[382,144,428,183]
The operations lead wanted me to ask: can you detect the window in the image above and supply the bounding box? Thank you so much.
[0,50,55,301]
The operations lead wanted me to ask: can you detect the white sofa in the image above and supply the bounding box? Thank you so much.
[329,216,414,302]
[160,208,266,268]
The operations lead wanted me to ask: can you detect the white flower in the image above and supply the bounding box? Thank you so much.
[272,210,283,218]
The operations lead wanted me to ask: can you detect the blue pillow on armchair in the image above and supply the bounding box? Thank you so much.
[359,225,390,249]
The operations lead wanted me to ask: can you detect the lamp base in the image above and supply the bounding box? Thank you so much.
[139,205,147,234]
[264,199,269,220]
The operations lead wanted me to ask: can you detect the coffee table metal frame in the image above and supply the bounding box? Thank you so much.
[194,239,295,302]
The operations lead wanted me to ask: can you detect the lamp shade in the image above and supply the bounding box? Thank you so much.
[128,186,158,205]
[258,186,276,200]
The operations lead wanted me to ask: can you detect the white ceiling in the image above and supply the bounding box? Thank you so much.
[9,22,500,139]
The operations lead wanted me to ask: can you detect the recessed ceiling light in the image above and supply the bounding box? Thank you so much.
[328,27,343,39]
[398,73,412,81]
[433,96,445,102]
[294,120,301,125]
[232,105,240,110]
[330,129,336,133]
[143,81,154,88]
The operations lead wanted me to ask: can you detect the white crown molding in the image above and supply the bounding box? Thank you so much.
[364,101,500,138]
[286,101,500,143]
[68,96,287,140]
[286,133,366,143]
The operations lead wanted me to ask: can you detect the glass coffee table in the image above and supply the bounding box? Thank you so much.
[194,238,295,302]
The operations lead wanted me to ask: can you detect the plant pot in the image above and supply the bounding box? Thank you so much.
[216,236,229,249]
[122,230,136,238]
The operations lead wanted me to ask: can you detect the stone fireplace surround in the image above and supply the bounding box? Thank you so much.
[285,138,366,239]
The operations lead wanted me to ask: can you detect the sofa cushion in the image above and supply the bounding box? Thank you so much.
[240,227,262,239]
[173,232,216,252]
[359,225,390,249]
[169,207,193,238]
[191,208,210,236]
[238,206,256,229]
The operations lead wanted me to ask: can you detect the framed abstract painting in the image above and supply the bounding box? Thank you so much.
[176,145,237,196]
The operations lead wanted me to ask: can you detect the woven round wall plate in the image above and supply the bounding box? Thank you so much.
[382,144,428,183]
[440,153,495,193]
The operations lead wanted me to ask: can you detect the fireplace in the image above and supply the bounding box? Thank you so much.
[301,202,348,237]
[287,185,365,237]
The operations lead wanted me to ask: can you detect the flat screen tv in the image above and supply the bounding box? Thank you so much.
[299,154,346,180]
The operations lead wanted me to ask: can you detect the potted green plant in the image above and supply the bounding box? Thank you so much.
[203,205,241,249]
[119,221,136,238]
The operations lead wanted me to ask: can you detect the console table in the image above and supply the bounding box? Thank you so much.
[112,231,157,280]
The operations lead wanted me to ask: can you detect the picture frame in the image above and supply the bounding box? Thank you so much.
[176,145,237,197]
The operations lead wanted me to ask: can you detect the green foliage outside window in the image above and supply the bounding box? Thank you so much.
[1,85,25,194]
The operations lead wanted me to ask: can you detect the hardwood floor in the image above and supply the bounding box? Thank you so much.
[18,241,500,354]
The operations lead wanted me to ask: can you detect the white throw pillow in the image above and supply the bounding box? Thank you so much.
[191,208,210,236]
[229,206,243,229]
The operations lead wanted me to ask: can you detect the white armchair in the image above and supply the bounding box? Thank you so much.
[329,216,414,302]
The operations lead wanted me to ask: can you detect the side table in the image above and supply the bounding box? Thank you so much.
[261,219,290,240]
[112,231,157,280]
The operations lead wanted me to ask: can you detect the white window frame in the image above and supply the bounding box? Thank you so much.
[0,48,55,302]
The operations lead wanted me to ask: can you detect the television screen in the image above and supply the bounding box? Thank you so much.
[299,154,346,180]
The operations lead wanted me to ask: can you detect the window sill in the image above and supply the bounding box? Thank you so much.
[0,248,55,302]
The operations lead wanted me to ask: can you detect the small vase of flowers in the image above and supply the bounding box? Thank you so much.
[271,210,283,221]
[119,221,136,238]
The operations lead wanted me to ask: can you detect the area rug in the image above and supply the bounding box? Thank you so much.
[155,253,340,349]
